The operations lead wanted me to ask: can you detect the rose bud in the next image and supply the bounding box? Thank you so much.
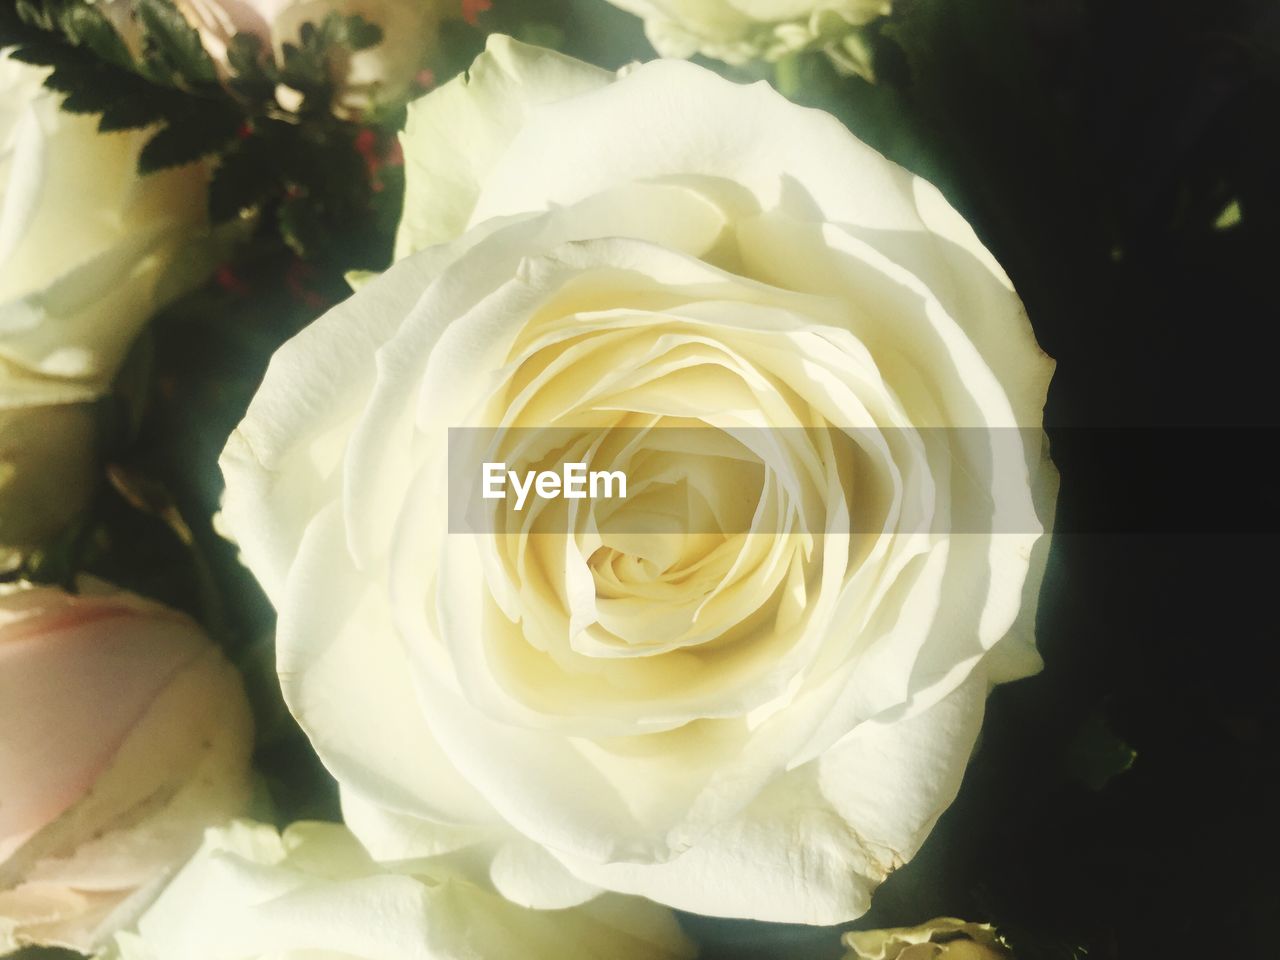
[843,918,1012,960]
[601,0,891,78]
[0,580,253,955]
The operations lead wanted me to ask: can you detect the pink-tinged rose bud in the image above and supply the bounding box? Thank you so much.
[0,580,254,955]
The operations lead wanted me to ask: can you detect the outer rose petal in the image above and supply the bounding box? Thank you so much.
[398,38,1053,431]
[395,36,612,258]
[341,791,606,910]
[219,251,446,602]
[275,503,501,828]
[108,820,694,960]
[526,676,986,923]
[465,57,918,232]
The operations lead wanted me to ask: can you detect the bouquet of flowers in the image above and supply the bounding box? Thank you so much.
[3,1,1275,958]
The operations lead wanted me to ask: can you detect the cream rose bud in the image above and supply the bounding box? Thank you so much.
[108,820,693,960]
[843,918,1011,960]
[220,37,1055,925]
[603,0,890,76]
[0,580,254,955]
[0,49,217,399]
[170,0,439,115]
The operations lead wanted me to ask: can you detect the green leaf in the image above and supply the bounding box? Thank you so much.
[5,40,82,70]
[278,40,323,88]
[60,79,130,114]
[224,31,277,98]
[57,4,134,70]
[138,109,240,172]
[225,31,265,77]
[343,14,382,51]
[12,0,54,31]
[135,0,218,84]
[266,11,389,114]
[209,136,277,223]
[97,94,170,132]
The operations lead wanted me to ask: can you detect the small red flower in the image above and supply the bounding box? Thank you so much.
[462,0,492,26]
[215,264,250,297]
[354,128,378,161]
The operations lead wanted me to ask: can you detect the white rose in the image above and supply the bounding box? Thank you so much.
[109,819,693,960]
[603,0,890,75]
[843,917,1010,960]
[0,579,254,955]
[0,49,216,398]
[167,0,440,114]
[219,37,1055,924]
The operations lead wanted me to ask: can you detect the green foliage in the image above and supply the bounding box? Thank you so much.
[209,133,277,224]
[2,1,408,266]
[56,3,132,68]
[95,93,169,132]
[269,11,387,115]
[224,32,274,100]
[138,108,243,171]
[134,0,218,84]
[1,0,239,171]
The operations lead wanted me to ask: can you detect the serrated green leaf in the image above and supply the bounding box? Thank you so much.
[278,40,308,76]
[225,31,273,81]
[225,32,263,75]
[136,0,217,84]
[60,81,128,114]
[344,15,382,51]
[40,59,112,94]
[14,0,53,31]
[223,31,278,100]
[6,42,81,70]
[138,111,240,173]
[97,95,169,132]
[57,4,134,70]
